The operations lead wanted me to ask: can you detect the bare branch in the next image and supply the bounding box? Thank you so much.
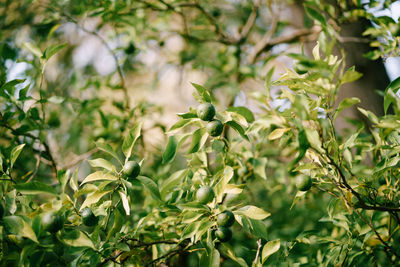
[239,0,261,41]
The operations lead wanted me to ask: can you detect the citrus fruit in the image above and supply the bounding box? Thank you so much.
[217,210,235,227]
[206,120,223,137]
[197,103,215,121]
[215,227,232,242]
[123,160,140,179]
[196,186,215,204]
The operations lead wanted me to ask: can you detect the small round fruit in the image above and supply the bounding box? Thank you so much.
[215,227,232,242]
[123,161,140,179]
[197,103,216,121]
[296,175,312,191]
[196,186,215,204]
[41,212,63,233]
[217,210,235,227]
[206,120,223,137]
[81,207,98,227]
[378,176,387,186]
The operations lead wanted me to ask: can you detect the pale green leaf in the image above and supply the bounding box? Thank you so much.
[10,144,25,168]
[268,128,290,140]
[119,191,130,215]
[262,239,280,263]
[122,122,142,160]
[235,205,271,220]
[80,171,118,185]
[80,190,111,210]
[62,230,95,249]
[88,158,116,173]
[214,166,234,203]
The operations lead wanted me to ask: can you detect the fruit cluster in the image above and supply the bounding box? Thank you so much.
[197,103,223,137]
[195,186,234,242]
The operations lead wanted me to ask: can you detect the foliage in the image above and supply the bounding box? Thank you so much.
[1,0,400,266]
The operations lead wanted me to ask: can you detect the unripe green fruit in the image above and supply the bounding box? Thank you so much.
[378,176,386,185]
[206,120,223,137]
[217,210,235,227]
[296,175,312,191]
[81,207,98,227]
[197,103,216,121]
[41,212,63,233]
[215,227,232,242]
[123,161,140,179]
[196,186,215,204]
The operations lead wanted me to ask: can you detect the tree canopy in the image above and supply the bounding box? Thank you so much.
[1,0,400,266]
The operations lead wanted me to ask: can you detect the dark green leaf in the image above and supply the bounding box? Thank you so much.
[227,106,255,122]
[15,181,57,195]
[162,136,178,164]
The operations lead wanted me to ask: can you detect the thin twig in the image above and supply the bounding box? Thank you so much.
[254,239,262,265]
[239,0,260,41]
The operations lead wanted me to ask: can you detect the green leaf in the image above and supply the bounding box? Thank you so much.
[5,189,17,214]
[340,66,363,84]
[221,243,248,267]
[304,127,323,153]
[95,142,121,164]
[226,121,249,140]
[268,128,290,140]
[23,42,42,58]
[168,118,197,132]
[250,157,268,180]
[62,230,95,249]
[227,106,255,123]
[43,43,67,60]
[81,171,118,185]
[200,248,220,267]
[235,205,271,220]
[262,239,280,263]
[1,79,25,96]
[10,144,25,169]
[195,219,215,242]
[137,176,162,201]
[357,107,379,124]
[80,190,112,210]
[3,216,38,243]
[119,191,130,215]
[214,166,234,203]
[191,83,212,103]
[160,169,187,198]
[69,168,79,192]
[384,76,400,113]
[188,128,208,154]
[162,136,178,164]
[304,5,326,26]
[334,97,360,120]
[88,158,117,173]
[3,215,23,234]
[181,220,201,240]
[15,181,57,195]
[122,122,142,160]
